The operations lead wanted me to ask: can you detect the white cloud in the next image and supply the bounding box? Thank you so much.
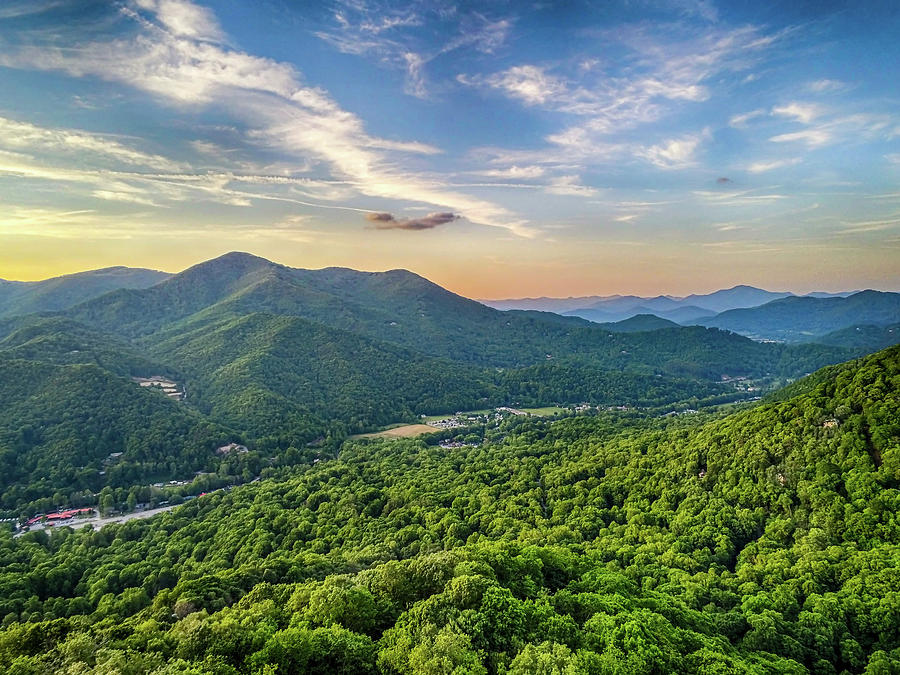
[1,0,531,236]
[315,6,509,100]
[771,102,822,124]
[90,189,160,206]
[133,0,225,42]
[769,129,832,148]
[640,129,709,169]
[768,114,895,149]
[465,23,782,171]
[482,65,566,106]
[807,79,846,93]
[402,52,427,98]
[0,116,184,171]
[475,165,546,179]
[837,217,900,234]
[439,15,510,55]
[729,109,765,128]
[746,157,801,173]
[545,175,597,197]
[692,187,787,204]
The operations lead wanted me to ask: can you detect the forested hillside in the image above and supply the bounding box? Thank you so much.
[0,344,897,673]
[815,323,900,352]
[0,359,230,512]
[699,290,900,341]
[0,315,161,376]
[0,267,170,319]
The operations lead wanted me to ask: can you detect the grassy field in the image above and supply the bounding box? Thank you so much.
[519,406,568,416]
[353,406,570,441]
[352,424,437,439]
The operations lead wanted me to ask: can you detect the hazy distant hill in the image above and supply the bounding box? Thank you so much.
[0,266,170,318]
[478,295,620,312]
[698,290,900,341]
[653,305,717,324]
[565,304,717,324]
[597,314,680,332]
[679,284,793,313]
[488,284,853,324]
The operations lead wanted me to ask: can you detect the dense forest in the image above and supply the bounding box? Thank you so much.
[0,343,897,673]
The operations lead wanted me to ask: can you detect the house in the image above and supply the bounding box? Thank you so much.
[216,442,249,455]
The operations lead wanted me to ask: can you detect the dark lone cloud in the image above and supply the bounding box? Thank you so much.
[716,177,732,184]
[366,211,460,231]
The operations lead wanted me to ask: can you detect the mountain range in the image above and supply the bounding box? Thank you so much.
[484,284,899,343]
[483,285,856,323]
[697,291,900,340]
[0,252,894,516]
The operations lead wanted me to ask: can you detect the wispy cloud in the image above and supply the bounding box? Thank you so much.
[473,65,565,106]
[465,23,782,171]
[545,175,597,197]
[0,0,67,20]
[315,2,510,100]
[474,165,546,179]
[0,206,133,239]
[402,52,427,98]
[467,23,780,128]
[0,0,531,236]
[771,102,822,124]
[768,113,895,149]
[769,128,832,148]
[0,116,184,171]
[729,109,765,128]
[133,0,225,42]
[836,216,900,234]
[806,79,847,93]
[640,129,710,169]
[746,157,801,173]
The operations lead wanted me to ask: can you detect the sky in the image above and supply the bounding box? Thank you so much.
[0,0,898,298]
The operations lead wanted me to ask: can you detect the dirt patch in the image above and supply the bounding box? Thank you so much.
[357,424,437,439]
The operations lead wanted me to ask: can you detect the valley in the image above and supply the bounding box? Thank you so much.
[4,1,898,672]
[0,254,897,674]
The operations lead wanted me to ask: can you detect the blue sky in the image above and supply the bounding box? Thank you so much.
[0,0,898,296]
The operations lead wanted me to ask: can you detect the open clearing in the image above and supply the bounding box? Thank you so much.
[354,424,437,439]
[520,406,568,416]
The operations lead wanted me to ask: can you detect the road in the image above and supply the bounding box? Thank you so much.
[14,502,185,537]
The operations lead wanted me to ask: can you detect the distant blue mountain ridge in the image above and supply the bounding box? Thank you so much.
[482,285,899,344]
